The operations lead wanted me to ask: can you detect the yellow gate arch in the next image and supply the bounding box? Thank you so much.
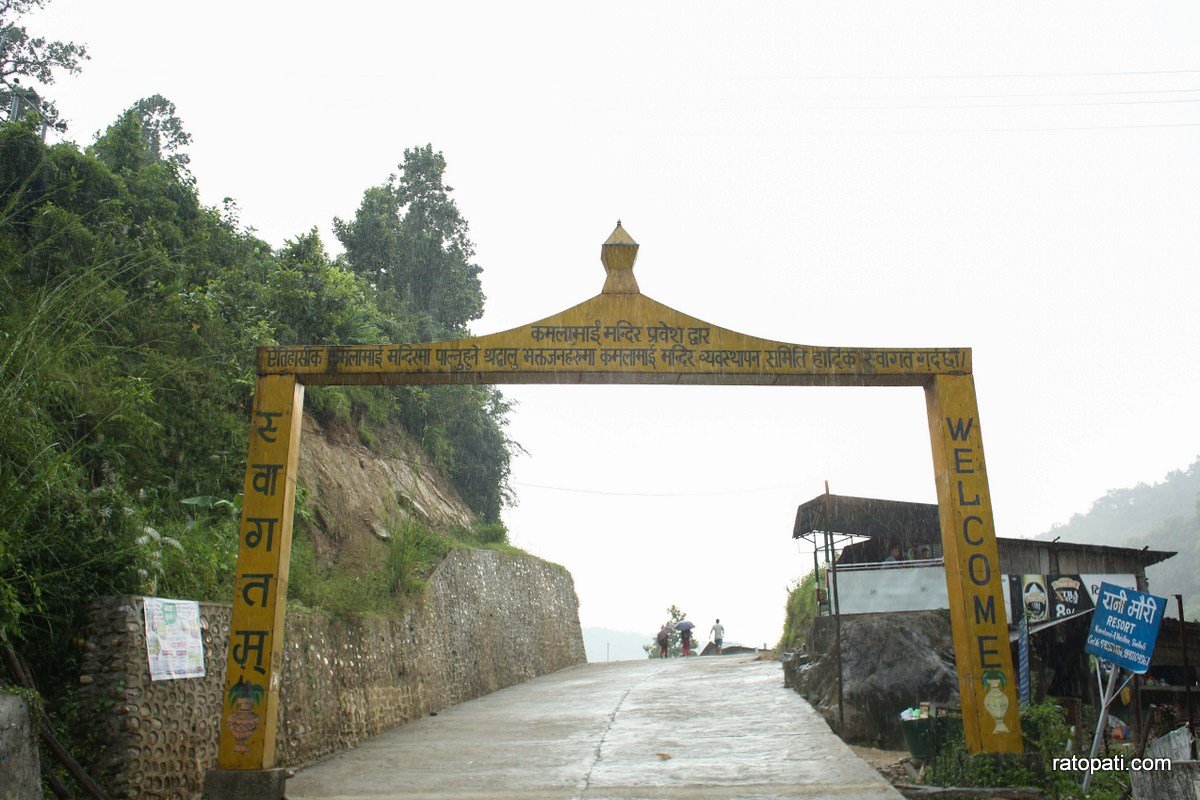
[215,222,1021,780]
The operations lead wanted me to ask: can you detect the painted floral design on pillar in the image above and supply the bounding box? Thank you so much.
[981,670,1011,734]
[225,677,266,753]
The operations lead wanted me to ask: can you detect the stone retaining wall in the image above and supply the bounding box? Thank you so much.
[78,548,585,799]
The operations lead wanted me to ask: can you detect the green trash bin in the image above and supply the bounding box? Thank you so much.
[900,716,933,760]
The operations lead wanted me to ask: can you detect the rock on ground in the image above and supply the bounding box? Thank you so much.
[785,610,959,748]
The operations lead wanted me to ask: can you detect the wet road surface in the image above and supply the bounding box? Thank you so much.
[287,654,902,800]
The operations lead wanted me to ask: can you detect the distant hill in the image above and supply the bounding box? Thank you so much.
[1039,456,1199,619]
[583,627,653,662]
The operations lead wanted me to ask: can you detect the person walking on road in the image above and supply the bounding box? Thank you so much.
[672,618,700,657]
[710,619,725,655]
[656,623,672,658]
[675,618,695,656]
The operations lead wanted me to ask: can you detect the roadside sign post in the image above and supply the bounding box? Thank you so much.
[1081,582,1166,793]
[1017,616,1030,706]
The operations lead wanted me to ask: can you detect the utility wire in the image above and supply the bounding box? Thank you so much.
[309,428,798,499]
[661,97,1200,112]
[752,97,1200,110]
[726,69,1200,80]
[517,481,797,498]
[783,121,1200,135]
[767,87,1200,101]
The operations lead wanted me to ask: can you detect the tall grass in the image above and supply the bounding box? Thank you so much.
[0,234,150,639]
[285,517,512,617]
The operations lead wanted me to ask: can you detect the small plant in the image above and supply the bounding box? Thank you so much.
[293,485,314,527]
[924,699,1131,799]
[385,519,452,597]
[134,519,183,596]
[227,677,265,708]
[180,494,240,517]
[471,521,508,545]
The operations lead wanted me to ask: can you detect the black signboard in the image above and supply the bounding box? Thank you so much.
[1007,574,1098,624]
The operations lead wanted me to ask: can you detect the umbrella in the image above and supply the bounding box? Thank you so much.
[674,620,695,631]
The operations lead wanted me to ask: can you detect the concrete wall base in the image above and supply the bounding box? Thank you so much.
[1130,761,1200,800]
[0,693,40,800]
[82,549,585,796]
[201,768,287,800]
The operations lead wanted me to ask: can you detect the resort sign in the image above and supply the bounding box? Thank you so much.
[1085,581,1166,673]
[1080,581,1166,793]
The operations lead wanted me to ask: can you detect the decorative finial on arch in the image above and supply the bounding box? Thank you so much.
[601,220,640,294]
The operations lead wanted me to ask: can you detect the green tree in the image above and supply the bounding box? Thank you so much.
[334,144,484,340]
[332,144,515,521]
[0,0,88,131]
[268,229,383,345]
[90,93,192,169]
[421,385,518,523]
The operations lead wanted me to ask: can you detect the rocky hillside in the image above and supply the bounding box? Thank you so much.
[297,413,475,565]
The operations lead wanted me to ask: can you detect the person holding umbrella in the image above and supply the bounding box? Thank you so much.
[655,622,672,658]
[675,618,695,656]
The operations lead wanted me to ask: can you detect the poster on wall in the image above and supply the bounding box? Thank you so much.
[143,597,205,681]
[1079,574,1137,607]
[1004,574,1137,625]
[1048,575,1089,618]
[1021,574,1049,622]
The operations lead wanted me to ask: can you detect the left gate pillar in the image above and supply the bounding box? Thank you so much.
[205,373,304,798]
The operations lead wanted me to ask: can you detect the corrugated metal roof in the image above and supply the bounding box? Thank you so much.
[792,493,1175,566]
[792,493,940,541]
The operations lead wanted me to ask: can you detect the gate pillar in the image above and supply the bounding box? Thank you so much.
[211,373,304,790]
[926,373,1021,753]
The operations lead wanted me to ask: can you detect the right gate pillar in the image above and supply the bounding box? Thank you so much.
[926,373,1022,753]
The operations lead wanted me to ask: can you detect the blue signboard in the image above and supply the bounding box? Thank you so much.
[1084,582,1166,674]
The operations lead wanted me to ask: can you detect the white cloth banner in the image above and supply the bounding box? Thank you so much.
[143,597,205,681]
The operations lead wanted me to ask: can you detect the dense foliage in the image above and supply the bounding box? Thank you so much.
[777,567,823,651]
[0,102,517,700]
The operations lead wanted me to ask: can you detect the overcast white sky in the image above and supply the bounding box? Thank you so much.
[28,1,1200,650]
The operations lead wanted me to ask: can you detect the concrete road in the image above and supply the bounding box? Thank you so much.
[287,655,902,800]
